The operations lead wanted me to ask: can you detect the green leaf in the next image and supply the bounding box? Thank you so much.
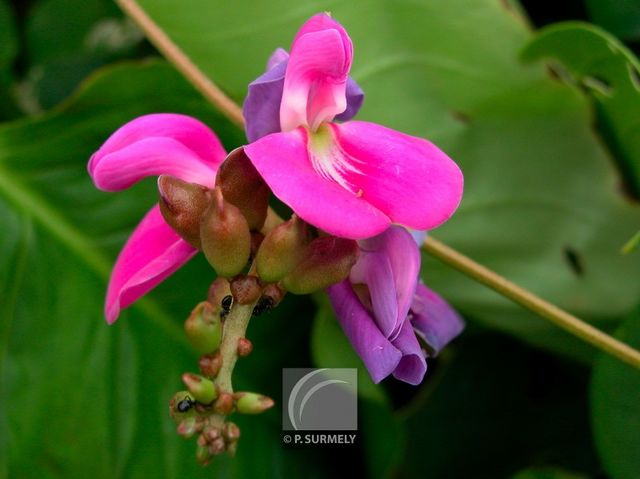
[22,0,145,111]
[0,0,18,120]
[591,307,640,479]
[0,60,335,478]
[311,301,386,403]
[132,0,640,360]
[522,22,640,196]
[586,0,640,42]
[622,230,640,254]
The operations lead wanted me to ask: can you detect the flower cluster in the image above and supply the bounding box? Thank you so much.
[88,12,464,460]
[89,12,463,384]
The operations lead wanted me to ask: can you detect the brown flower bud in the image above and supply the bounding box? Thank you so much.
[215,147,269,231]
[237,338,253,357]
[200,188,251,277]
[282,236,359,294]
[255,215,310,282]
[199,352,222,378]
[158,175,210,247]
[230,275,262,305]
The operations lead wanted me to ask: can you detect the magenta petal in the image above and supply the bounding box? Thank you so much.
[334,121,464,231]
[89,113,226,190]
[390,320,427,385]
[105,205,197,324]
[91,137,217,191]
[281,14,353,131]
[244,128,390,239]
[327,281,402,384]
[411,283,464,355]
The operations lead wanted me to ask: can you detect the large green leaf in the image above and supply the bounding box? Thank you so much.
[132,0,640,359]
[0,60,340,478]
[22,0,146,112]
[522,22,640,196]
[591,308,640,479]
[0,0,18,120]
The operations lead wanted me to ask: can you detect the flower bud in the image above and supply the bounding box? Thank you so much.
[230,275,262,305]
[282,236,359,294]
[215,147,269,231]
[235,392,274,414]
[199,352,222,378]
[255,215,310,282]
[196,444,210,465]
[158,175,210,248]
[200,188,251,277]
[182,373,218,404]
[237,338,253,357]
[207,277,232,305]
[177,417,199,438]
[184,302,222,354]
[223,422,241,442]
[213,392,234,415]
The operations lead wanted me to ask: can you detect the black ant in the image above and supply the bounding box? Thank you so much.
[176,396,197,413]
[220,295,233,319]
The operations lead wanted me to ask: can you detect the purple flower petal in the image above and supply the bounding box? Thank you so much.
[327,281,403,384]
[411,283,464,355]
[243,48,365,142]
[335,77,364,122]
[390,320,427,385]
[350,226,421,340]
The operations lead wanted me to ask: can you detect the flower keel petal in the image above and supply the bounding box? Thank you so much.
[105,205,197,323]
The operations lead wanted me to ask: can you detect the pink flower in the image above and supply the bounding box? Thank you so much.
[244,13,463,240]
[88,114,227,323]
[327,226,464,384]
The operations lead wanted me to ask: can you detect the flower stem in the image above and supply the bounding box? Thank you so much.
[116,0,244,127]
[423,236,640,369]
[214,302,255,393]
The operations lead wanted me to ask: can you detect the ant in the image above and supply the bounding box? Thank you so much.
[176,396,197,413]
[220,295,233,319]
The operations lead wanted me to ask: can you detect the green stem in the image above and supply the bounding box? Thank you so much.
[214,303,254,393]
[424,236,640,369]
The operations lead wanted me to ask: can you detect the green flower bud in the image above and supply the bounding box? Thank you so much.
[196,444,210,465]
[255,215,310,282]
[282,236,359,294]
[200,188,251,277]
[215,147,269,231]
[182,373,218,404]
[184,302,222,354]
[177,417,199,438]
[235,392,274,414]
[158,175,210,248]
[223,422,241,442]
